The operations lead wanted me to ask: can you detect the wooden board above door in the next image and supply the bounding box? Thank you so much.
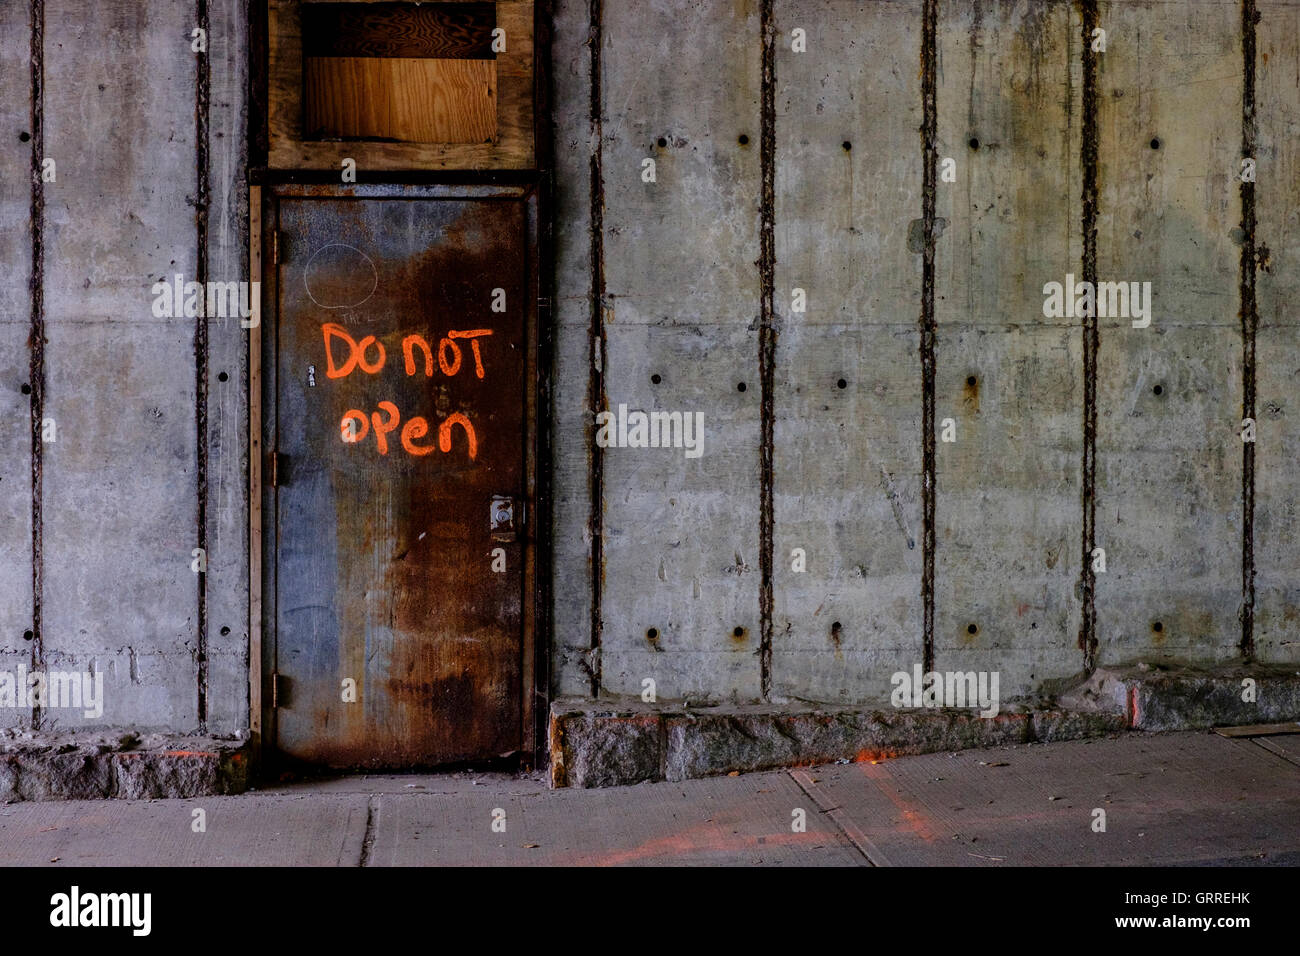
[268,0,534,171]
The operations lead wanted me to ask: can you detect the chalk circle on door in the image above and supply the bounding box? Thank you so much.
[304,242,379,310]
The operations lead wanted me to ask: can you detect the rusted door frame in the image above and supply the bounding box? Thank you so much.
[248,181,548,770]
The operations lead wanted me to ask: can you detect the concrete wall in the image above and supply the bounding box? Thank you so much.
[552,0,1300,711]
[3,0,247,733]
[1,0,1296,740]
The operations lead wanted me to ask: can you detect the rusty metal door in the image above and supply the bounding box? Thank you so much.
[267,186,534,769]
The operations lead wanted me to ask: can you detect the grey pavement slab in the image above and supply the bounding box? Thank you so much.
[795,733,1300,866]
[0,794,369,866]
[366,771,862,866]
[1250,733,1300,768]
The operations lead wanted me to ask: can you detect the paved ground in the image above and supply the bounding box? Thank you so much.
[2,731,1298,866]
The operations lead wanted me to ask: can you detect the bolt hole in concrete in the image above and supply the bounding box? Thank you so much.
[657,136,667,148]
[733,626,745,638]
[20,383,31,394]
[1152,621,1164,633]
[1153,384,1163,395]
[19,131,30,142]
[968,136,979,150]
[1150,137,1161,149]
[646,627,658,640]
[966,375,977,387]
[651,373,661,384]
[737,382,746,392]
[738,134,749,145]
[836,378,847,389]
[220,626,230,636]
[217,371,229,382]
[22,630,33,641]
[842,140,851,151]
[968,623,978,635]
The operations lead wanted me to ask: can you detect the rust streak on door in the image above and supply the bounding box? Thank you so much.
[273,194,529,769]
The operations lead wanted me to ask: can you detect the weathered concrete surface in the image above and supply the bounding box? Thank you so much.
[0,790,367,866]
[596,0,762,701]
[798,732,1300,866]
[935,0,1083,700]
[772,0,923,705]
[40,0,200,729]
[4,732,1299,866]
[1094,0,1244,665]
[1060,662,1300,732]
[1254,0,1300,666]
[0,731,250,802]
[548,0,599,698]
[366,771,859,866]
[549,698,1128,788]
[203,0,252,735]
[0,0,34,730]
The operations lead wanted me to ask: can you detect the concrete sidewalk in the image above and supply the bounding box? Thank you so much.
[2,731,1297,866]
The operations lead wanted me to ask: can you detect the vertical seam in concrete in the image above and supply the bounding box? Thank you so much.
[1239,0,1258,662]
[758,0,776,700]
[195,0,211,728]
[586,0,606,697]
[1078,0,1100,672]
[920,0,937,676]
[28,0,45,731]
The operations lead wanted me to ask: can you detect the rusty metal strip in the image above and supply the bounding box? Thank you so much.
[28,0,46,731]
[758,0,776,700]
[586,0,605,697]
[920,0,937,677]
[195,0,211,729]
[248,184,263,745]
[1078,0,1100,672]
[1239,0,1258,662]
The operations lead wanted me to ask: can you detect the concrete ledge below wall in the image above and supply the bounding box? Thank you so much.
[549,663,1300,788]
[0,731,252,803]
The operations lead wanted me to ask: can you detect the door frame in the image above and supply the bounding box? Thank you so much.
[248,181,550,771]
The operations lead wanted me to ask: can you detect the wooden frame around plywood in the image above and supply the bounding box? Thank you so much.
[268,0,534,171]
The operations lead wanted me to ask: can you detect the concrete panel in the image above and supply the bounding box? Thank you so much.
[935,328,1083,697]
[0,0,33,727]
[1094,0,1243,665]
[935,0,1083,699]
[771,0,923,706]
[1254,0,1300,664]
[774,328,922,704]
[599,323,762,701]
[41,0,199,729]
[204,0,251,732]
[600,0,761,322]
[550,0,596,697]
[597,0,762,701]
